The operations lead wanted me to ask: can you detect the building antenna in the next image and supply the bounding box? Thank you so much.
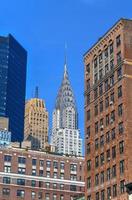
[35,86,39,98]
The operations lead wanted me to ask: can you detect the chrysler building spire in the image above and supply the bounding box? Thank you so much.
[51,56,82,156]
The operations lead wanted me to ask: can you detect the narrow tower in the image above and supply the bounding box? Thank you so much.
[51,60,82,156]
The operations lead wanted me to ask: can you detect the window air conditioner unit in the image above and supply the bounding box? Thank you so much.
[100,125,104,130]
[110,101,113,105]
[110,119,113,124]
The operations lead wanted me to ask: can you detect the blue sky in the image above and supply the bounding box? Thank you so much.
[0,0,132,142]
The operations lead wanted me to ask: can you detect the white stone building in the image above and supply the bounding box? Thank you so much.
[51,62,82,156]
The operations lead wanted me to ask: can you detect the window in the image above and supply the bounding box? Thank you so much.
[110,59,114,70]
[116,35,121,47]
[117,51,122,64]
[94,105,98,116]
[95,139,99,150]
[111,110,115,122]
[113,184,117,197]
[106,168,111,181]
[46,171,50,178]
[120,160,124,174]
[110,43,113,54]
[100,171,104,184]
[4,166,11,173]
[32,159,37,166]
[112,146,116,159]
[94,58,98,68]
[3,188,10,196]
[87,110,90,121]
[60,184,64,190]
[18,157,26,164]
[87,79,90,91]
[70,164,77,171]
[87,143,90,155]
[111,128,116,140]
[110,92,114,104]
[106,131,110,143]
[94,73,98,84]
[39,169,43,176]
[100,101,103,112]
[110,75,114,86]
[100,135,104,147]
[96,192,99,200]
[17,179,25,186]
[31,191,36,199]
[18,167,26,174]
[60,162,65,170]
[39,160,44,166]
[95,122,98,134]
[38,192,43,199]
[106,114,109,126]
[17,190,25,198]
[118,104,123,116]
[105,79,109,91]
[4,155,11,162]
[95,156,99,168]
[95,174,99,186]
[99,69,103,79]
[99,84,103,96]
[119,122,124,134]
[87,195,91,200]
[117,67,122,79]
[106,149,110,162]
[105,64,109,74]
[3,177,10,184]
[112,165,116,178]
[101,190,105,200]
[46,160,51,168]
[107,187,111,200]
[87,94,90,105]
[86,126,90,139]
[105,96,109,108]
[60,195,64,200]
[118,86,122,98]
[99,53,103,63]
[53,172,57,178]
[45,193,50,200]
[104,48,108,58]
[86,63,90,73]
[32,169,36,176]
[119,141,124,154]
[70,185,76,191]
[31,180,36,187]
[53,194,57,200]
[53,161,58,169]
[46,182,50,188]
[100,153,104,165]
[87,160,91,171]
[70,174,77,181]
[120,180,125,194]
[94,88,98,99]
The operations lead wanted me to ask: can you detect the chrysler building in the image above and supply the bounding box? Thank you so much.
[51,60,82,156]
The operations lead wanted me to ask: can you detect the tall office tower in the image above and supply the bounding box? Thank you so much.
[24,87,48,150]
[51,61,82,156]
[84,18,132,200]
[0,34,27,142]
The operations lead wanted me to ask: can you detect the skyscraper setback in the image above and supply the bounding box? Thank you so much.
[24,87,48,150]
[84,18,132,200]
[0,34,27,142]
[51,61,82,156]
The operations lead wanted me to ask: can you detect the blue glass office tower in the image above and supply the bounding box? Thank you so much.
[0,34,27,142]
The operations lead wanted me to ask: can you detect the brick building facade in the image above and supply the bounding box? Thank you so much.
[84,18,132,200]
[0,147,84,200]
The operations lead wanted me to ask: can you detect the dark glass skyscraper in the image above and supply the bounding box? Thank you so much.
[0,34,27,142]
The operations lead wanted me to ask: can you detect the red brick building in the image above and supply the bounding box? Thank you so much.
[0,147,84,200]
[84,18,132,200]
